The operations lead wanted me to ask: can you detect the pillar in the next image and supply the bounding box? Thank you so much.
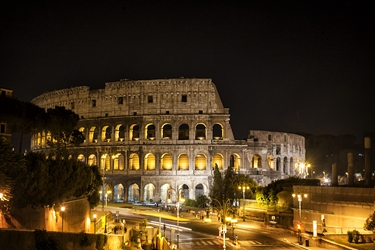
[331,162,338,186]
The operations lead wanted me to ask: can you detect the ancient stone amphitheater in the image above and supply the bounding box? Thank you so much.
[31,78,306,204]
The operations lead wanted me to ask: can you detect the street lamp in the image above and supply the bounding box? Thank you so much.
[168,187,184,249]
[61,206,65,232]
[238,185,249,221]
[292,193,307,244]
[211,198,232,250]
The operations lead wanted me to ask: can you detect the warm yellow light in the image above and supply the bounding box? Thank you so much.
[225,217,232,222]
[93,214,97,219]
[292,193,296,198]
[61,206,65,212]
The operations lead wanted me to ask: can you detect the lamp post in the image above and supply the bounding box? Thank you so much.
[61,206,65,232]
[211,198,232,250]
[238,185,249,221]
[292,193,307,244]
[168,187,184,249]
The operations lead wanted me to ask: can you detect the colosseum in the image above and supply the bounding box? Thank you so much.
[30,78,306,204]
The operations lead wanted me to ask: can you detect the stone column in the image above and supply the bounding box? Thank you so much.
[331,162,338,186]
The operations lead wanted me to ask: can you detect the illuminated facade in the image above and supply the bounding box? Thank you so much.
[30,78,306,203]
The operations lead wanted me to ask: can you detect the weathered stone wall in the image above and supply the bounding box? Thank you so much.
[29,78,306,204]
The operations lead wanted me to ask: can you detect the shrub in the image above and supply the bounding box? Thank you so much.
[347,231,353,243]
[352,230,360,243]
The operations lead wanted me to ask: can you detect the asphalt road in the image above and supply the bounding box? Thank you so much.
[103,206,302,250]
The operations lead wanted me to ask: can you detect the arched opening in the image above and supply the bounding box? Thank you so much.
[283,157,288,174]
[161,153,173,170]
[178,124,189,140]
[129,153,140,170]
[101,154,111,170]
[130,124,140,140]
[145,124,156,140]
[231,154,241,171]
[89,126,98,142]
[195,154,206,170]
[88,154,97,166]
[113,153,125,170]
[144,184,156,203]
[128,183,140,203]
[267,155,274,170]
[114,184,124,202]
[115,124,125,141]
[160,184,172,203]
[161,124,172,139]
[195,184,204,197]
[276,157,281,171]
[178,154,189,170]
[212,153,224,170]
[144,153,156,170]
[77,154,85,163]
[253,154,262,168]
[99,183,112,203]
[212,123,223,139]
[195,124,206,140]
[101,126,112,142]
[181,184,189,200]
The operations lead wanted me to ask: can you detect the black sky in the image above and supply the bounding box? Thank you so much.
[1,0,374,141]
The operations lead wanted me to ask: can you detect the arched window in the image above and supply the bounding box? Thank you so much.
[130,124,140,140]
[115,124,125,141]
[195,154,206,170]
[101,126,112,142]
[178,124,189,140]
[161,153,173,170]
[101,154,110,170]
[178,154,189,170]
[88,154,97,166]
[162,124,172,139]
[89,126,98,142]
[113,153,125,170]
[212,153,224,170]
[144,153,156,170]
[145,124,156,140]
[129,153,140,170]
[212,124,223,139]
[195,124,206,140]
[77,154,85,163]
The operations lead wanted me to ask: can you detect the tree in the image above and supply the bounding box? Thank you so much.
[209,164,223,202]
[0,96,45,153]
[364,211,375,231]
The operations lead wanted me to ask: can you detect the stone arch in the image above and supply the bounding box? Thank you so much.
[101,125,112,142]
[100,183,112,202]
[77,154,85,163]
[88,154,97,166]
[128,183,140,202]
[290,157,295,175]
[231,153,241,171]
[178,153,189,170]
[267,155,274,170]
[195,183,205,197]
[212,153,224,170]
[114,183,124,202]
[115,124,125,141]
[253,154,262,168]
[145,123,156,140]
[144,153,156,170]
[178,123,189,140]
[89,126,98,142]
[283,157,288,174]
[129,124,140,141]
[144,183,156,203]
[161,123,172,139]
[181,184,190,200]
[195,153,207,170]
[276,157,281,171]
[195,123,206,140]
[160,184,172,202]
[113,153,125,170]
[101,154,110,170]
[212,123,223,139]
[161,153,173,170]
[129,153,140,170]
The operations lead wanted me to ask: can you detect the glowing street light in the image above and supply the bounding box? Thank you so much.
[292,193,307,245]
[61,206,65,232]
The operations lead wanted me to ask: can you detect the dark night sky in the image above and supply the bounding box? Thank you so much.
[1,0,375,141]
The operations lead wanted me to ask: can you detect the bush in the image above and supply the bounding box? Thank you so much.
[347,231,353,243]
[352,230,360,243]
